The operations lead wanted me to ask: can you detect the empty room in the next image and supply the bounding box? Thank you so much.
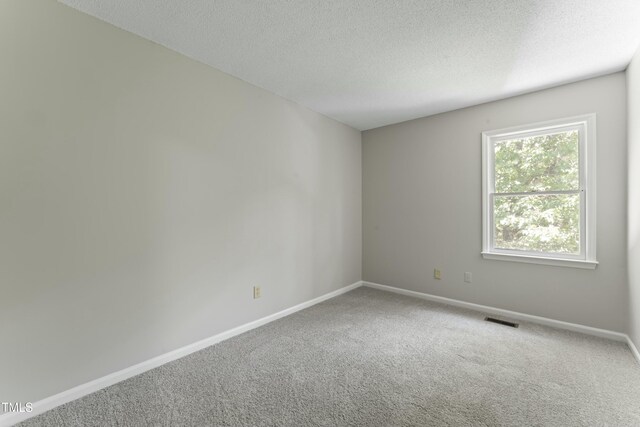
[2,0,640,425]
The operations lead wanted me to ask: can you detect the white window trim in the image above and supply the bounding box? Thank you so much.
[481,114,598,269]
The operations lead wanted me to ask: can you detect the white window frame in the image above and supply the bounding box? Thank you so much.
[481,114,597,269]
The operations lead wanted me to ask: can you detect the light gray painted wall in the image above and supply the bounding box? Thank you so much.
[363,73,628,332]
[628,50,640,347]
[0,0,361,403]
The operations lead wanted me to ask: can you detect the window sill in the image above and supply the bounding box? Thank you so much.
[481,252,598,269]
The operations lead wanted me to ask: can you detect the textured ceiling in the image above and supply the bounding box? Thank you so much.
[59,0,640,130]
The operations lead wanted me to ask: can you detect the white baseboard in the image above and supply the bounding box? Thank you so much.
[364,282,640,361]
[4,279,637,426]
[0,281,362,427]
[628,336,640,366]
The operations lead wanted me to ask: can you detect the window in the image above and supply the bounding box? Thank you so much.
[481,115,597,269]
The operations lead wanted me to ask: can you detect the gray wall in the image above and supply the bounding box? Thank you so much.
[363,73,628,332]
[628,50,640,348]
[0,1,361,403]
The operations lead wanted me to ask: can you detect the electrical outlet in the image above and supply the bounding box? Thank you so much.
[434,269,441,280]
[253,286,261,299]
[464,272,472,283]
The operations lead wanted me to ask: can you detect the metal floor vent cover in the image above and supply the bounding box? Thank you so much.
[484,317,519,328]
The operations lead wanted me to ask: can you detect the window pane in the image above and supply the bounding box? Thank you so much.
[494,130,579,193]
[494,194,580,254]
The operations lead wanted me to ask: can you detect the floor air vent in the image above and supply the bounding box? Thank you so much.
[484,317,519,328]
